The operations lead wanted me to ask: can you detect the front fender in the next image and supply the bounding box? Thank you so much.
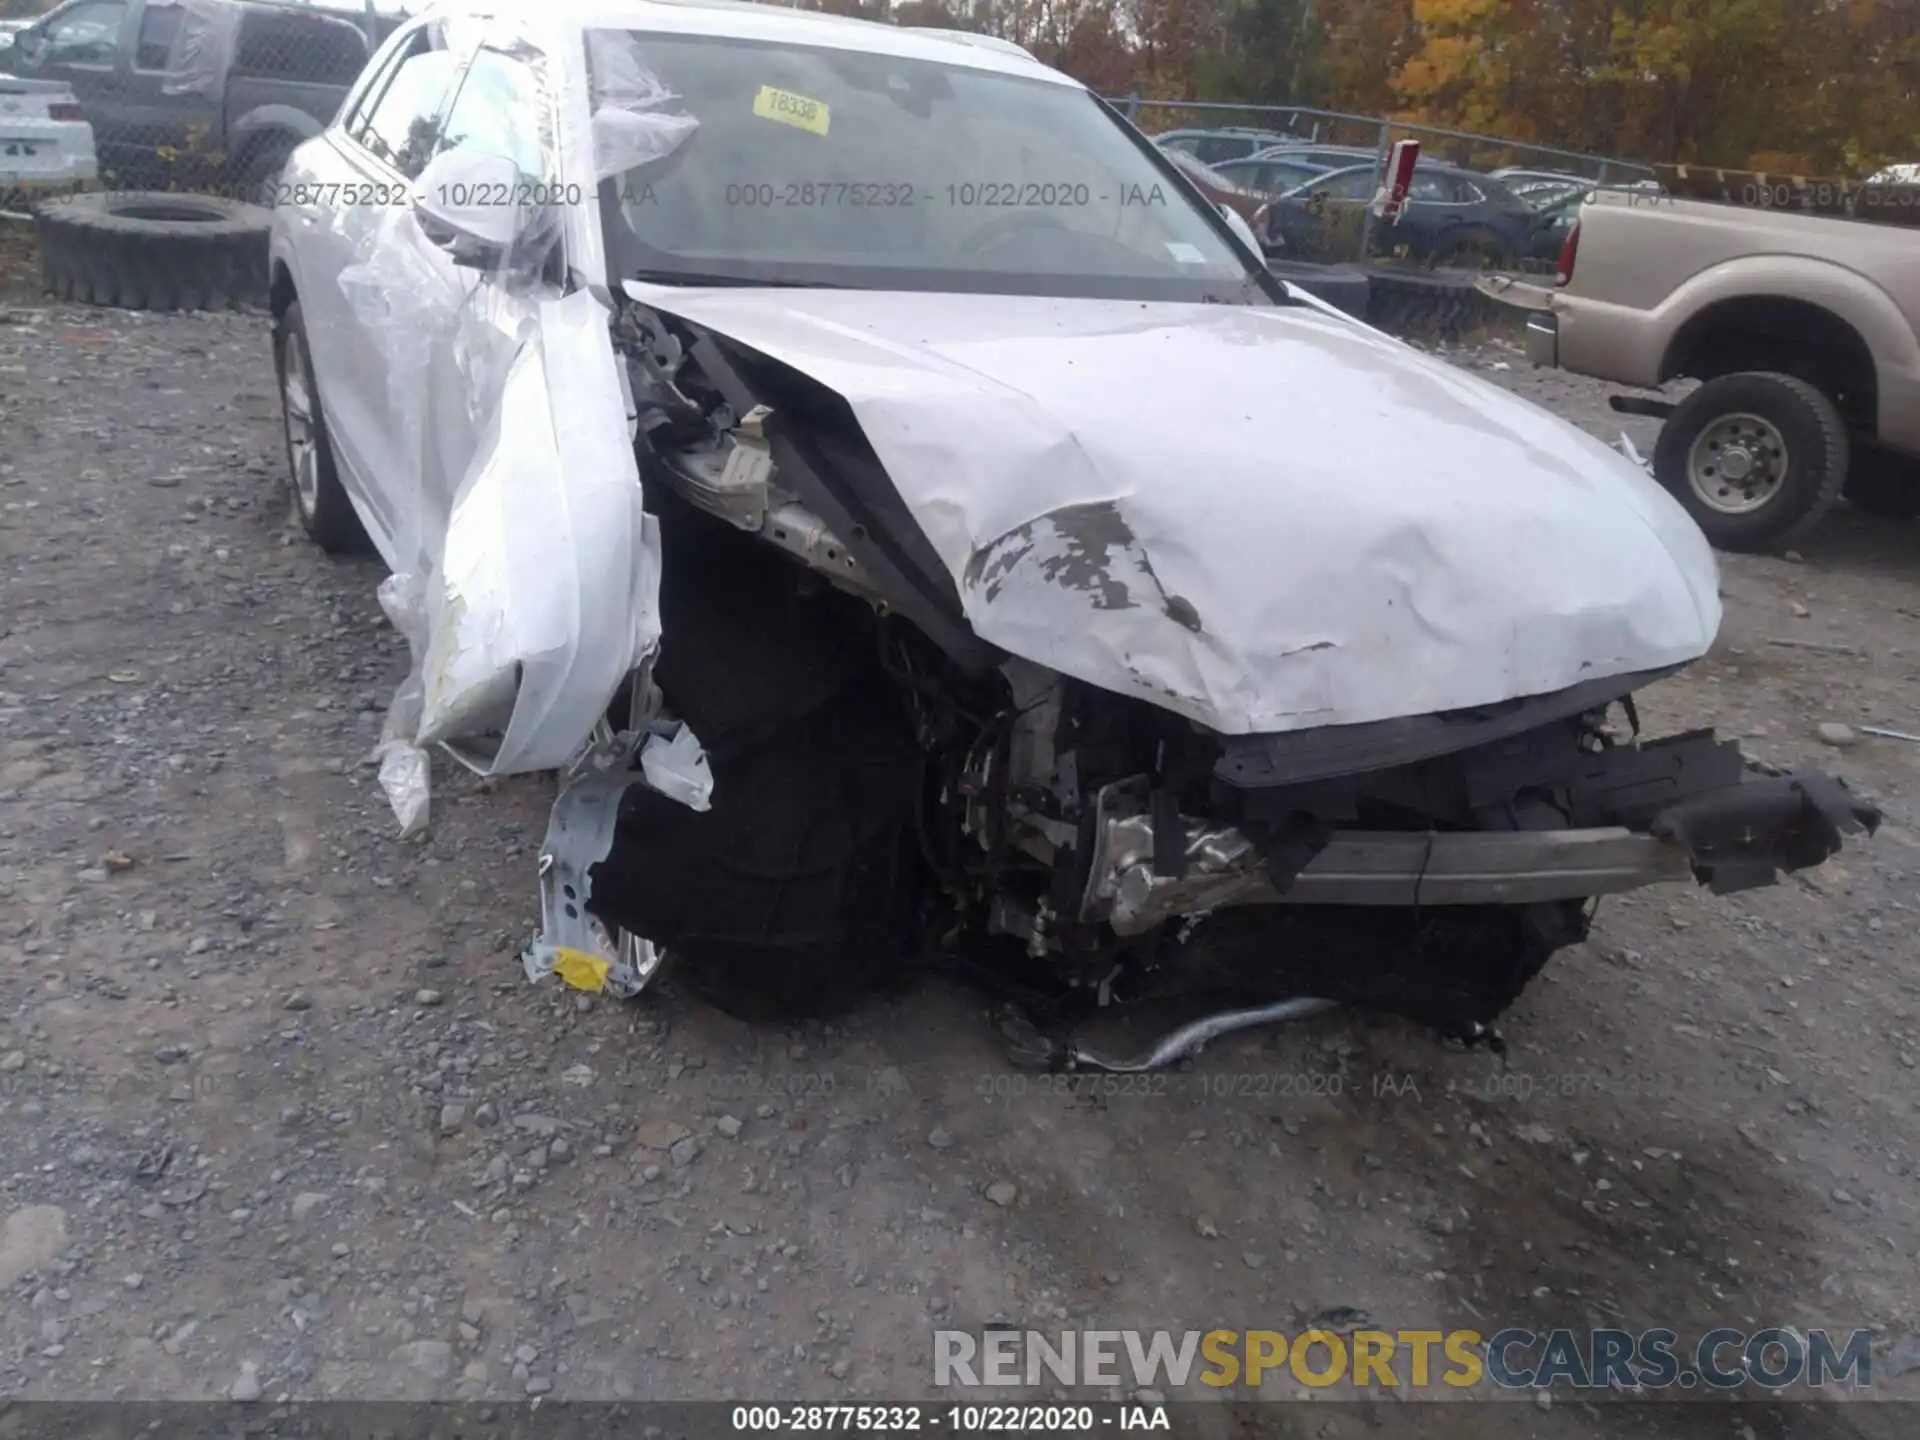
[1651,257,1920,440]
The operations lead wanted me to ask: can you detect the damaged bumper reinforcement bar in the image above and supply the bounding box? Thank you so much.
[1082,769,1880,936]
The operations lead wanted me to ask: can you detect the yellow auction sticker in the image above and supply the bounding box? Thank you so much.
[752,85,830,137]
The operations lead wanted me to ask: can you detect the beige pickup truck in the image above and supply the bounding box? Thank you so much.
[1526,187,1920,550]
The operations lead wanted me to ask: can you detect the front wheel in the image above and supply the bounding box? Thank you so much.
[1651,372,1849,552]
[272,299,370,554]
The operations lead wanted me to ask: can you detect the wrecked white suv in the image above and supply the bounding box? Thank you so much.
[266,0,1875,1056]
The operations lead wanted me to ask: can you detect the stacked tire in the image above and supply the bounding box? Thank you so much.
[35,191,270,312]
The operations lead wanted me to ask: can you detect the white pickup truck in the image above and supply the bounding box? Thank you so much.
[1526,186,1920,550]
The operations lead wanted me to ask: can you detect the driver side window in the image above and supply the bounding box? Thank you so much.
[434,46,546,179]
[43,0,126,64]
[349,36,458,180]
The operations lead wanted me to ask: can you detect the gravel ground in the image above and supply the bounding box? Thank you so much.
[2,297,1919,1439]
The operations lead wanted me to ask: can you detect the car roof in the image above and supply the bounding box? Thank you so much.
[419,0,1076,85]
[1219,154,1330,169]
[1291,160,1518,194]
[1252,143,1376,157]
[1156,126,1288,139]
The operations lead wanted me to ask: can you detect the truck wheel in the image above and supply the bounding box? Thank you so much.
[1842,444,1920,521]
[34,191,270,312]
[272,300,370,553]
[1652,372,1849,552]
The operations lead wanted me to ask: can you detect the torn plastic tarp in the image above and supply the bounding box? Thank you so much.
[161,0,236,99]
[585,28,698,182]
[639,723,712,811]
[626,283,1721,736]
[358,281,661,831]
[418,288,660,777]
[328,24,659,833]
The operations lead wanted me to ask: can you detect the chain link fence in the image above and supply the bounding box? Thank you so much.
[1,0,410,211]
[6,8,1916,309]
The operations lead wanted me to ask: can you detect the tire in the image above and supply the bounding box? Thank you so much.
[586,504,927,1021]
[272,300,370,554]
[1842,443,1920,521]
[234,136,299,207]
[34,190,270,312]
[1652,372,1849,552]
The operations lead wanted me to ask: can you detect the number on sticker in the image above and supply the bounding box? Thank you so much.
[752,85,829,136]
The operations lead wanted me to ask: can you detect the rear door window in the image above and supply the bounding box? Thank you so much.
[232,10,369,86]
[1406,172,1459,202]
[1315,169,1377,201]
[133,0,182,70]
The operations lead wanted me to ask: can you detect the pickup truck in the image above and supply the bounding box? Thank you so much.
[0,0,402,197]
[1526,187,1920,550]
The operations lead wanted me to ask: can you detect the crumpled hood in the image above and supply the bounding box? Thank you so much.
[628,282,1720,735]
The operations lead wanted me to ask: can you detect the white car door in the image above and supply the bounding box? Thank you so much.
[284,24,464,558]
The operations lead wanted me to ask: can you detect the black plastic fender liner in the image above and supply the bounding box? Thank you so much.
[1651,769,1882,894]
[586,497,927,1018]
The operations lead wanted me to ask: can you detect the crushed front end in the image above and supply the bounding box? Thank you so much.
[953,657,1879,1037]
[542,290,1879,1045]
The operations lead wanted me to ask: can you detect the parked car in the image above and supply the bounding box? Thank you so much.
[1151,126,1292,165]
[1266,161,1535,268]
[265,0,1871,1046]
[1529,187,1920,547]
[1211,153,1331,198]
[1160,146,1272,233]
[0,74,98,188]
[0,0,405,197]
[1518,185,1588,271]
[1252,141,1382,171]
[1492,169,1589,206]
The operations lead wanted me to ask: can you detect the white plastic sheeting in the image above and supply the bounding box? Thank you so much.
[160,0,235,99]
[585,27,699,181]
[627,283,1722,736]
[421,289,659,776]
[347,272,659,832]
[317,15,661,833]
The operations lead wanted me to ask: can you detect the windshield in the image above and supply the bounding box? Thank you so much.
[588,29,1272,303]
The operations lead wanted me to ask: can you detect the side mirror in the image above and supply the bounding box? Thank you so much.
[411,148,528,268]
